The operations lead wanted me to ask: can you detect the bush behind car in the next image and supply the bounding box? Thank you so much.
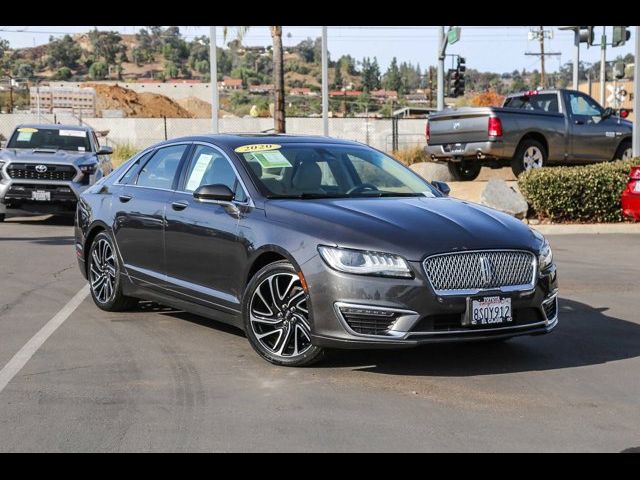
[518,159,637,223]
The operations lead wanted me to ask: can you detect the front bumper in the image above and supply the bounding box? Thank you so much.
[0,177,89,214]
[424,140,506,162]
[304,255,558,349]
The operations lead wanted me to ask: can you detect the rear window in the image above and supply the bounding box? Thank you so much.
[7,127,91,152]
[504,94,559,113]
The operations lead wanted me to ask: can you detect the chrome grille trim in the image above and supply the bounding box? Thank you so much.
[423,250,537,296]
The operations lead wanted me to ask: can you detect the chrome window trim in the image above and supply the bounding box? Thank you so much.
[422,249,538,297]
[113,146,159,186]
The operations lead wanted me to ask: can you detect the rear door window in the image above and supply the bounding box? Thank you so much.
[136,144,188,190]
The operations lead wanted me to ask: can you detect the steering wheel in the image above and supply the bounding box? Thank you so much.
[347,183,380,195]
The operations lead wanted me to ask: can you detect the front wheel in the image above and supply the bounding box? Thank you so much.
[88,232,138,312]
[614,140,632,161]
[447,162,482,181]
[243,261,324,367]
[512,139,547,177]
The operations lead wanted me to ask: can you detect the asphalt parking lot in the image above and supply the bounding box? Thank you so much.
[1,214,639,452]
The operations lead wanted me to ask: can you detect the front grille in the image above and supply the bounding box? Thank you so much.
[338,306,399,336]
[423,250,536,294]
[7,164,77,181]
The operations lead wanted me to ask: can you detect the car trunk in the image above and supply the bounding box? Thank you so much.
[428,108,494,145]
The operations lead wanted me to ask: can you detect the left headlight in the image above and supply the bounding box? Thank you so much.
[538,238,553,272]
[318,246,412,278]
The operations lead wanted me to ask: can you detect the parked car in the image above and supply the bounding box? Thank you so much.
[75,135,558,367]
[0,124,114,222]
[622,165,640,221]
[425,89,633,181]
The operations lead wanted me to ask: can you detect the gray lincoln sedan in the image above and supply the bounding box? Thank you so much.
[75,134,558,367]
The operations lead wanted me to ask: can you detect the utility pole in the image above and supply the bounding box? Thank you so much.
[634,26,640,157]
[525,27,560,89]
[538,26,546,87]
[321,26,329,137]
[573,31,580,90]
[600,27,607,106]
[437,26,446,111]
[209,26,219,134]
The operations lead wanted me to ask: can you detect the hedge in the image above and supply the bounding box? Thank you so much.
[517,159,637,223]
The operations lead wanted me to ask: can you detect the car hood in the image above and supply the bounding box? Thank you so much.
[266,196,541,261]
[0,148,95,165]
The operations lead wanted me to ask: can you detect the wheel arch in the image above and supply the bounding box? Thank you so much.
[515,131,549,159]
[613,136,632,160]
[245,245,303,287]
[83,221,110,276]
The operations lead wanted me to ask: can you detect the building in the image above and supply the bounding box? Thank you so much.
[329,90,363,98]
[30,86,96,117]
[249,84,274,94]
[289,87,317,97]
[218,77,243,92]
[370,89,399,102]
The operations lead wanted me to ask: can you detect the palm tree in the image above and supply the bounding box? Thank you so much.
[223,26,286,133]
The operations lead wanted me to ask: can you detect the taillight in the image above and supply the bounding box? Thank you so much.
[620,109,630,119]
[630,166,640,181]
[426,122,431,144]
[488,117,503,137]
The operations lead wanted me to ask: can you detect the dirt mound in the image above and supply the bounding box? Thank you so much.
[84,83,193,118]
[177,96,212,118]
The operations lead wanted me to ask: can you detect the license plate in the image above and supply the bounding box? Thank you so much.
[31,190,51,201]
[468,296,512,327]
[448,143,465,153]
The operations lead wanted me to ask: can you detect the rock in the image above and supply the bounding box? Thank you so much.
[410,162,454,182]
[480,179,529,219]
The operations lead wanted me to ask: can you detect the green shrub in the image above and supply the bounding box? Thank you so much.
[518,159,637,223]
[111,144,138,167]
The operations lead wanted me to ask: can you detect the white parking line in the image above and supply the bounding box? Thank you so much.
[0,285,90,394]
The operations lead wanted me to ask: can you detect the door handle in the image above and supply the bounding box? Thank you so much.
[171,201,189,211]
[574,120,585,125]
[119,194,133,203]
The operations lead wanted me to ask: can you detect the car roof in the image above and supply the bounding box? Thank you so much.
[15,124,93,132]
[151,134,364,150]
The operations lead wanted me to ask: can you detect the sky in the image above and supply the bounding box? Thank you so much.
[0,26,636,73]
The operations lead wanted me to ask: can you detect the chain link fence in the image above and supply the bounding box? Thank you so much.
[0,113,427,154]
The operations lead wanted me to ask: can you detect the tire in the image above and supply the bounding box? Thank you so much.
[243,260,324,367]
[512,139,547,177]
[0,213,5,222]
[614,140,633,161]
[87,231,138,312]
[447,161,482,181]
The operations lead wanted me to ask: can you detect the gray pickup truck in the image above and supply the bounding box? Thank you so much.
[0,124,114,221]
[424,89,633,181]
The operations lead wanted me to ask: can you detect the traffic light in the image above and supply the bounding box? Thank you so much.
[613,61,626,80]
[448,57,466,98]
[578,26,595,46]
[612,26,631,47]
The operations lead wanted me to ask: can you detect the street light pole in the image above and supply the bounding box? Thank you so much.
[600,27,607,106]
[437,26,446,111]
[573,31,580,90]
[322,26,329,137]
[634,26,640,157]
[209,26,219,134]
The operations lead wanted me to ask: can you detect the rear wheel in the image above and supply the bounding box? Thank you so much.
[614,140,633,161]
[243,261,324,367]
[447,161,482,181]
[512,139,546,177]
[0,213,5,222]
[88,232,138,312]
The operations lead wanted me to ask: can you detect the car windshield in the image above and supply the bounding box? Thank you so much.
[7,127,91,152]
[236,143,437,199]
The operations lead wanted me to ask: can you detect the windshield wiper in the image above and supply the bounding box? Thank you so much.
[269,193,350,200]
[349,191,425,198]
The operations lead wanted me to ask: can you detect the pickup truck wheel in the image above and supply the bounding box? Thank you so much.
[447,162,482,181]
[512,140,546,177]
[614,140,632,161]
[0,214,5,222]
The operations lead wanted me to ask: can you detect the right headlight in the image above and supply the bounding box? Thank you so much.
[538,238,553,272]
[318,246,413,278]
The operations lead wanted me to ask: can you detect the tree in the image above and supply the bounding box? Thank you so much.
[13,62,34,79]
[164,61,179,79]
[333,64,344,90]
[361,57,381,92]
[383,57,401,92]
[89,30,126,66]
[224,26,286,133]
[47,35,82,69]
[54,67,72,80]
[88,61,108,80]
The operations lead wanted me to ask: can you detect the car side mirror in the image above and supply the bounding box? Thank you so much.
[193,184,235,203]
[97,146,113,155]
[432,181,450,196]
[601,108,613,121]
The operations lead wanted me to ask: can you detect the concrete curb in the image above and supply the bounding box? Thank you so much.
[529,223,640,235]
